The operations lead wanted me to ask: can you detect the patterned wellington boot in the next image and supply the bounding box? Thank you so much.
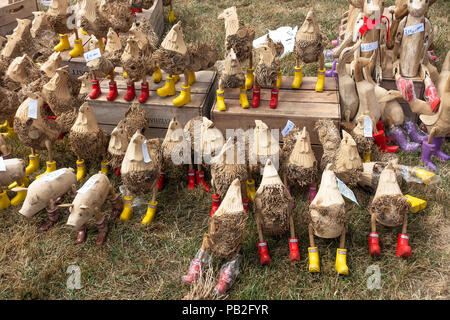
[388,125,420,152]
[403,120,428,143]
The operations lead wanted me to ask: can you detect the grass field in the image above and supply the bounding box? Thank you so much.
[1,0,449,300]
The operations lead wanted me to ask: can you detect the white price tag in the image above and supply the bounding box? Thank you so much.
[41,169,66,182]
[84,48,102,62]
[77,175,98,194]
[281,120,295,137]
[0,157,6,172]
[336,177,359,206]
[361,41,378,52]
[40,0,52,6]
[28,99,38,119]
[142,141,152,163]
[404,23,424,36]
[363,116,373,138]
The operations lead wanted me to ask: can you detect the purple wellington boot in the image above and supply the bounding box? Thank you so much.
[403,120,428,143]
[430,137,450,161]
[388,125,421,152]
[421,141,438,170]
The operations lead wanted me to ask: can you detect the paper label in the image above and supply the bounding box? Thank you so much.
[404,23,424,36]
[361,41,378,52]
[28,99,38,119]
[0,157,6,171]
[363,116,373,137]
[41,169,66,182]
[281,120,295,137]
[336,177,359,206]
[40,0,52,6]
[142,141,151,163]
[77,175,98,194]
[84,48,102,62]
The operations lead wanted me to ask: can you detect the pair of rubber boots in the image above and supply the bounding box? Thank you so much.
[369,232,412,258]
[188,170,210,192]
[291,66,326,92]
[157,73,195,107]
[0,120,15,138]
[76,218,109,246]
[54,34,84,58]
[308,247,349,275]
[119,196,158,225]
[257,239,300,265]
[216,87,249,111]
[75,159,109,181]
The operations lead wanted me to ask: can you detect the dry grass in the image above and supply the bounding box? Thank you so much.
[1,0,449,300]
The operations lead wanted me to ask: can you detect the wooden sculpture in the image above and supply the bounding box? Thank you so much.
[120,21,158,103]
[339,41,360,123]
[292,8,328,92]
[284,127,319,203]
[183,179,246,297]
[218,6,255,92]
[100,27,125,101]
[13,93,61,177]
[0,158,26,210]
[16,168,77,231]
[100,0,134,34]
[333,130,363,187]
[210,138,249,216]
[254,159,299,265]
[314,119,341,171]
[333,0,364,58]
[252,36,284,109]
[78,0,110,52]
[357,160,402,192]
[0,134,11,158]
[153,21,218,107]
[120,131,162,225]
[64,173,122,245]
[351,116,375,161]
[68,103,108,181]
[6,54,49,97]
[0,87,19,138]
[308,163,348,275]
[107,103,149,176]
[367,161,411,257]
[215,48,247,111]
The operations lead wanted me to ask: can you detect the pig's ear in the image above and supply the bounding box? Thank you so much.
[11,187,27,192]
[80,205,89,209]
[58,204,74,208]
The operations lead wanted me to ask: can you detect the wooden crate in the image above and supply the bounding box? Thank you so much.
[88,70,217,139]
[210,76,340,148]
[0,0,37,36]
[61,0,164,79]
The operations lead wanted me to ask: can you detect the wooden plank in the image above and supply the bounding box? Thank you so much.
[0,0,37,30]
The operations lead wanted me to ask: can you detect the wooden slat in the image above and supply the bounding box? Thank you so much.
[0,0,37,30]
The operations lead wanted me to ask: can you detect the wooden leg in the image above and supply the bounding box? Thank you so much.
[74,29,79,40]
[249,55,253,69]
[255,214,265,243]
[308,223,315,247]
[240,181,246,201]
[427,127,436,145]
[339,229,346,249]
[371,212,377,233]
[289,214,296,239]
[295,56,301,68]
[184,71,189,86]
[401,212,408,234]
[45,140,53,162]
[318,53,325,70]
[94,206,102,221]
[197,164,202,172]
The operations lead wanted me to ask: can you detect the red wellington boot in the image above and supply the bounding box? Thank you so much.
[242,198,249,213]
[187,170,196,189]
[89,79,102,99]
[210,193,221,217]
[138,82,149,103]
[425,84,441,112]
[106,81,118,101]
[114,167,121,176]
[396,234,412,258]
[124,82,136,101]
[157,169,165,191]
[396,76,415,102]
[369,232,381,256]
[257,241,271,265]
[289,237,300,261]
[373,130,399,153]
[308,184,318,203]
[251,85,261,108]
[269,88,279,109]
[196,171,210,192]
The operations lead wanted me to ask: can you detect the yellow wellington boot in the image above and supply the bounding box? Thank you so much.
[25,154,40,176]
[245,68,254,90]
[315,68,326,92]
[153,66,162,83]
[54,34,70,52]
[10,184,27,206]
[0,190,11,211]
[97,38,105,53]
[276,69,282,88]
[8,176,29,190]
[292,67,303,89]
[120,196,133,221]
[246,179,256,202]
[173,74,180,84]
[36,161,56,179]
[363,151,371,162]
[80,28,89,35]
[123,71,128,79]
[168,10,176,23]
[142,200,158,225]
[100,160,109,175]
[157,76,176,97]
[69,39,84,58]
[173,85,191,107]
[216,89,226,111]
[1,123,15,138]
[240,87,249,109]
[76,159,86,181]
[0,120,8,130]
[308,247,320,273]
[188,71,196,86]
[335,248,349,275]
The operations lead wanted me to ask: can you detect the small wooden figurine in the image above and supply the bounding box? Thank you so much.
[0,158,26,210]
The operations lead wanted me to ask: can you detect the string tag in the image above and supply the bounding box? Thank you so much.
[336,177,359,206]
[84,48,102,62]
[281,120,295,137]
[28,99,38,119]
[142,141,152,163]
[363,116,373,137]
